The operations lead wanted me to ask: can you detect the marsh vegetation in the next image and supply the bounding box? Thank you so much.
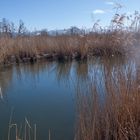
[75,59,140,140]
[0,4,140,140]
[0,9,140,65]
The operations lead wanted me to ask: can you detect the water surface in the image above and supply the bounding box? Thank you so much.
[0,57,136,140]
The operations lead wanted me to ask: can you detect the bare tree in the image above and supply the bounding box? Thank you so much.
[18,20,26,36]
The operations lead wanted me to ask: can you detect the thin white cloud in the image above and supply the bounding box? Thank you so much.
[105,1,114,5]
[93,9,106,14]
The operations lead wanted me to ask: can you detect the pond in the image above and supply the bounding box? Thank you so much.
[0,57,136,140]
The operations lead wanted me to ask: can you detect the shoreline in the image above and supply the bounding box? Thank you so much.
[1,50,125,67]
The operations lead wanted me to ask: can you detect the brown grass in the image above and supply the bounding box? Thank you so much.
[0,31,135,65]
[75,62,140,140]
[1,10,140,65]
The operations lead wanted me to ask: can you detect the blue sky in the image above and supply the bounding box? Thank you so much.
[0,0,139,30]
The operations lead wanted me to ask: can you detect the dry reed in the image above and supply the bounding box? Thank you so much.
[75,61,140,140]
[0,10,139,65]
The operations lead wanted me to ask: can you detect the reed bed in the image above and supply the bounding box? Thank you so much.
[0,32,135,65]
[75,61,140,140]
[0,10,140,65]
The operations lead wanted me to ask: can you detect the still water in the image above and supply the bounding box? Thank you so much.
[0,58,136,140]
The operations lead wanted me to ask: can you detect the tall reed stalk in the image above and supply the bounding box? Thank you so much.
[75,62,140,140]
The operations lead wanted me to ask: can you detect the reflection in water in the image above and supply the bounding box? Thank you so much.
[55,61,73,86]
[14,61,55,82]
[75,60,89,81]
[0,66,13,94]
[0,86,3,100]
[0,56,137,140]
[0,56,131,92]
